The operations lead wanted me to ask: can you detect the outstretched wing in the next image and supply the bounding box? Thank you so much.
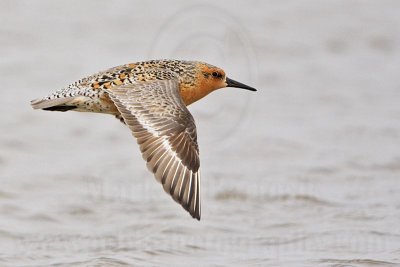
[106,79,201,220]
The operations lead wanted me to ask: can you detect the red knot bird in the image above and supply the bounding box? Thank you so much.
[31,59,256,220]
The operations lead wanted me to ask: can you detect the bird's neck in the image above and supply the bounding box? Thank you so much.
[179,83,218,106]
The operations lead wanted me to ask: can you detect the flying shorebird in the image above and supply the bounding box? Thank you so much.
[30,59,256,220]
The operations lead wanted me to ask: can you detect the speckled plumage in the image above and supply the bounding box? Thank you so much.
[33,60,201,113]
[31,59,256,220]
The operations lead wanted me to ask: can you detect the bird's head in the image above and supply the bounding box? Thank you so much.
[196,62,257,93]
[178,62,256,105]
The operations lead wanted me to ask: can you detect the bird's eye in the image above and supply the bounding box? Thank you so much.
[212,71,223,78]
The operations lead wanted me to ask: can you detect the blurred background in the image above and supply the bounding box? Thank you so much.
[1,1,400,266]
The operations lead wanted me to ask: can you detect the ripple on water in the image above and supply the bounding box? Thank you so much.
[64,205,94,216]
[62,257,130,267]
[268,222,301,229]
[26,213,59,223]
[334,210,383,221]
[319,258,398,266]
[214,189,248,201]
[0,203,24,217]
[214,189,336,207]
[0,190,15,199]
[0,229,18,239]
[262,194,337,206]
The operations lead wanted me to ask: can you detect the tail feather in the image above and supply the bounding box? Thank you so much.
[30,97,75,110]
[43,105,77,112]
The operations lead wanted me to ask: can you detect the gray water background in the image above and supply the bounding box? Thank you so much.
[0,1,400,266]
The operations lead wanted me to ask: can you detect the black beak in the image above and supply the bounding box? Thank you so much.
[226,77,257,91]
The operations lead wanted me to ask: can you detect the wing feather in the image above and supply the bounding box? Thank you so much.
[106,76,201,220]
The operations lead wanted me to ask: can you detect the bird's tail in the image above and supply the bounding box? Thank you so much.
[30,97,77,112]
